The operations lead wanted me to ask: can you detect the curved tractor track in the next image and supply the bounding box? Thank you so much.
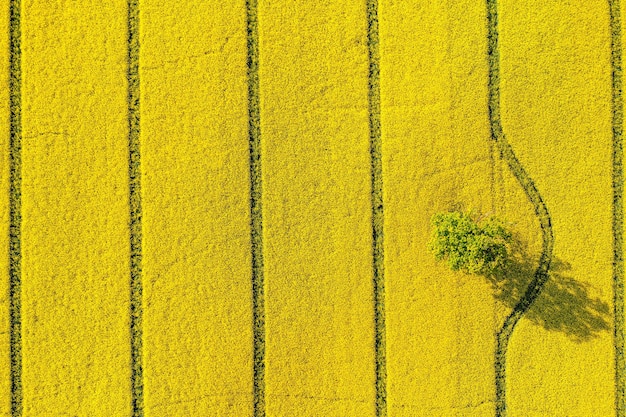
[485,1,555,416]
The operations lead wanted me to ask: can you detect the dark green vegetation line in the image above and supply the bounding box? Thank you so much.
[366,0,387,416]
[246,0,265,416]
[9,0,22,415]
[485,1,554,416]
[610,0,625,415]
[127,0,143,415]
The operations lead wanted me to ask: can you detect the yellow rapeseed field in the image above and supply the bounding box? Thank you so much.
[0,0,623,416]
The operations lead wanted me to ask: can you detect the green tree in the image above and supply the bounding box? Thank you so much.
[429,211,512,276]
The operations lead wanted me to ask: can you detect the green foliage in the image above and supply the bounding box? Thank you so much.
[429,211,512,276]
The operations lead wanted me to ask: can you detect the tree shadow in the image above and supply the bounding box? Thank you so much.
[483,235,611,343]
